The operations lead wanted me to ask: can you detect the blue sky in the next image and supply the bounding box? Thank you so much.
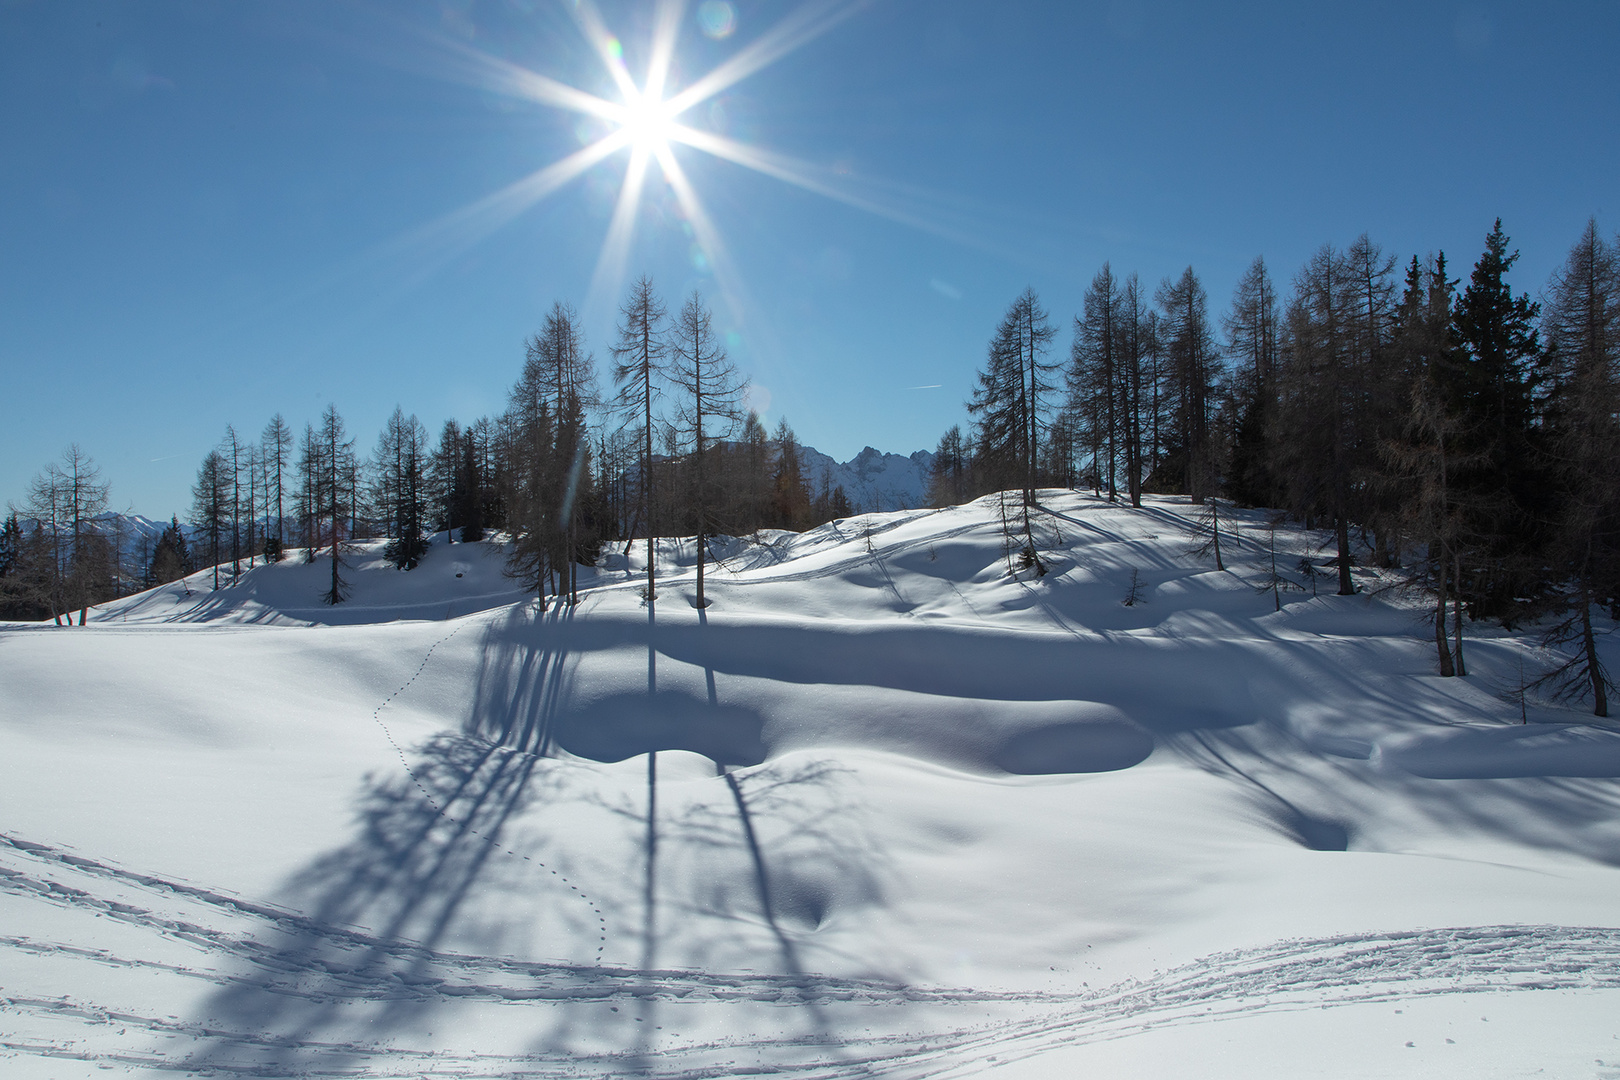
[2,0,1616,519]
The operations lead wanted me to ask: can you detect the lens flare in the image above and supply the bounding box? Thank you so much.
[698,1,737,39]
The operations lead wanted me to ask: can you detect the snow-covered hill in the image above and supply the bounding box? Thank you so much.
[3,491,1618,1078]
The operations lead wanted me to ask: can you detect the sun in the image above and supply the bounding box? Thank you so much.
[617,90,677,157]
[410,1,929,321]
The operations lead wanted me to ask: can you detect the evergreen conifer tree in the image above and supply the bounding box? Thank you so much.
[147,516,192,587]
[1448,218,1544,618]
[370,407,431,570]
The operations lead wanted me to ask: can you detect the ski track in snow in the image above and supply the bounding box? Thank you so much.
[8,496,1620,1076]
[5,832,1620,1077]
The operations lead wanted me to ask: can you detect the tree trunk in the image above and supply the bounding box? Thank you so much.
[1451,552,1467,676]
[1581,584,1608,717]
[1434,540,1455,677]
[696,526,707,607]
[328,460,342,605]
[1335,515,1355,595]
[645,392,656,605]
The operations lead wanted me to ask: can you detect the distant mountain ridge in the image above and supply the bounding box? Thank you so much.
[798,445,936,513]
[8,511,174,554]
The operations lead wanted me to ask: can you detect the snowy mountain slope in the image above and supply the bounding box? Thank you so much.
[797,445,935,511]
[3,491,1619,1078]
[7,511,174,577]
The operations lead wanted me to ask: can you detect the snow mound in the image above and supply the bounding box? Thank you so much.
[1379,723,1620,778]
[5,490,1620,1078]
[90,533,528,625]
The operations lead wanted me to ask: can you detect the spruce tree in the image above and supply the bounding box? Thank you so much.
[148,516,192,587]
[0,513,19,584]
[427,419,463,543]
[970,289,1057,572]
[0,513,23,617]
[371,407,431,570]
[1448,218,1544,619]
[457,429,485,543]
[0,519,54,620]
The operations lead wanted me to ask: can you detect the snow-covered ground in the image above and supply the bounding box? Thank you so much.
[3,491,1618,1079]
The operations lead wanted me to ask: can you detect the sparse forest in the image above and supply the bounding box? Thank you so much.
[6,221,1617,714]
[1,283,852,620]
[927,219,1618,713]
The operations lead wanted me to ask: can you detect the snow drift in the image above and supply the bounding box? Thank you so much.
[3,491,1618,1078]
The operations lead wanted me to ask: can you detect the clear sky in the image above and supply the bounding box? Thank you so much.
[2,0,1616,520]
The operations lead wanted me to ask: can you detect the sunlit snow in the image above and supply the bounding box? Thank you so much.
[3,491,1618,1078]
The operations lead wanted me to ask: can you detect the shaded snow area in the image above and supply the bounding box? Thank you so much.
[3,492,1620,1079]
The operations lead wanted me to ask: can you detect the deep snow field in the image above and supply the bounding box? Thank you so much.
[3,490,1619,1079]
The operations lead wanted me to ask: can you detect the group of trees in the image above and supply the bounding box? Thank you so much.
[10,225,1613,715]
[0,446,115,622]
[590,279,849,605]
[0,448,199,623]
[453,280,851,609]
[932,218,1619,714]
[937,264,1226,512]
[3,279,862,620]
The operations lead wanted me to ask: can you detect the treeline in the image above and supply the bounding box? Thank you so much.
[0,446,123,623]
[0,280,855,620]
[7,224,1615,714]
[930,218,1618,713]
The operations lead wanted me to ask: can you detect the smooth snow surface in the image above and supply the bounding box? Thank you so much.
[3,492,1618,1078]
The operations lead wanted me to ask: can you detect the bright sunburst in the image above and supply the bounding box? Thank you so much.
[406,0,950,324]
[616,90,678,157]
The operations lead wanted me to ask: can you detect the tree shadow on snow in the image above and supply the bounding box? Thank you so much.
[1163,704,1620,865]
[179,730,577,1075]
[179,598,893,1076]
